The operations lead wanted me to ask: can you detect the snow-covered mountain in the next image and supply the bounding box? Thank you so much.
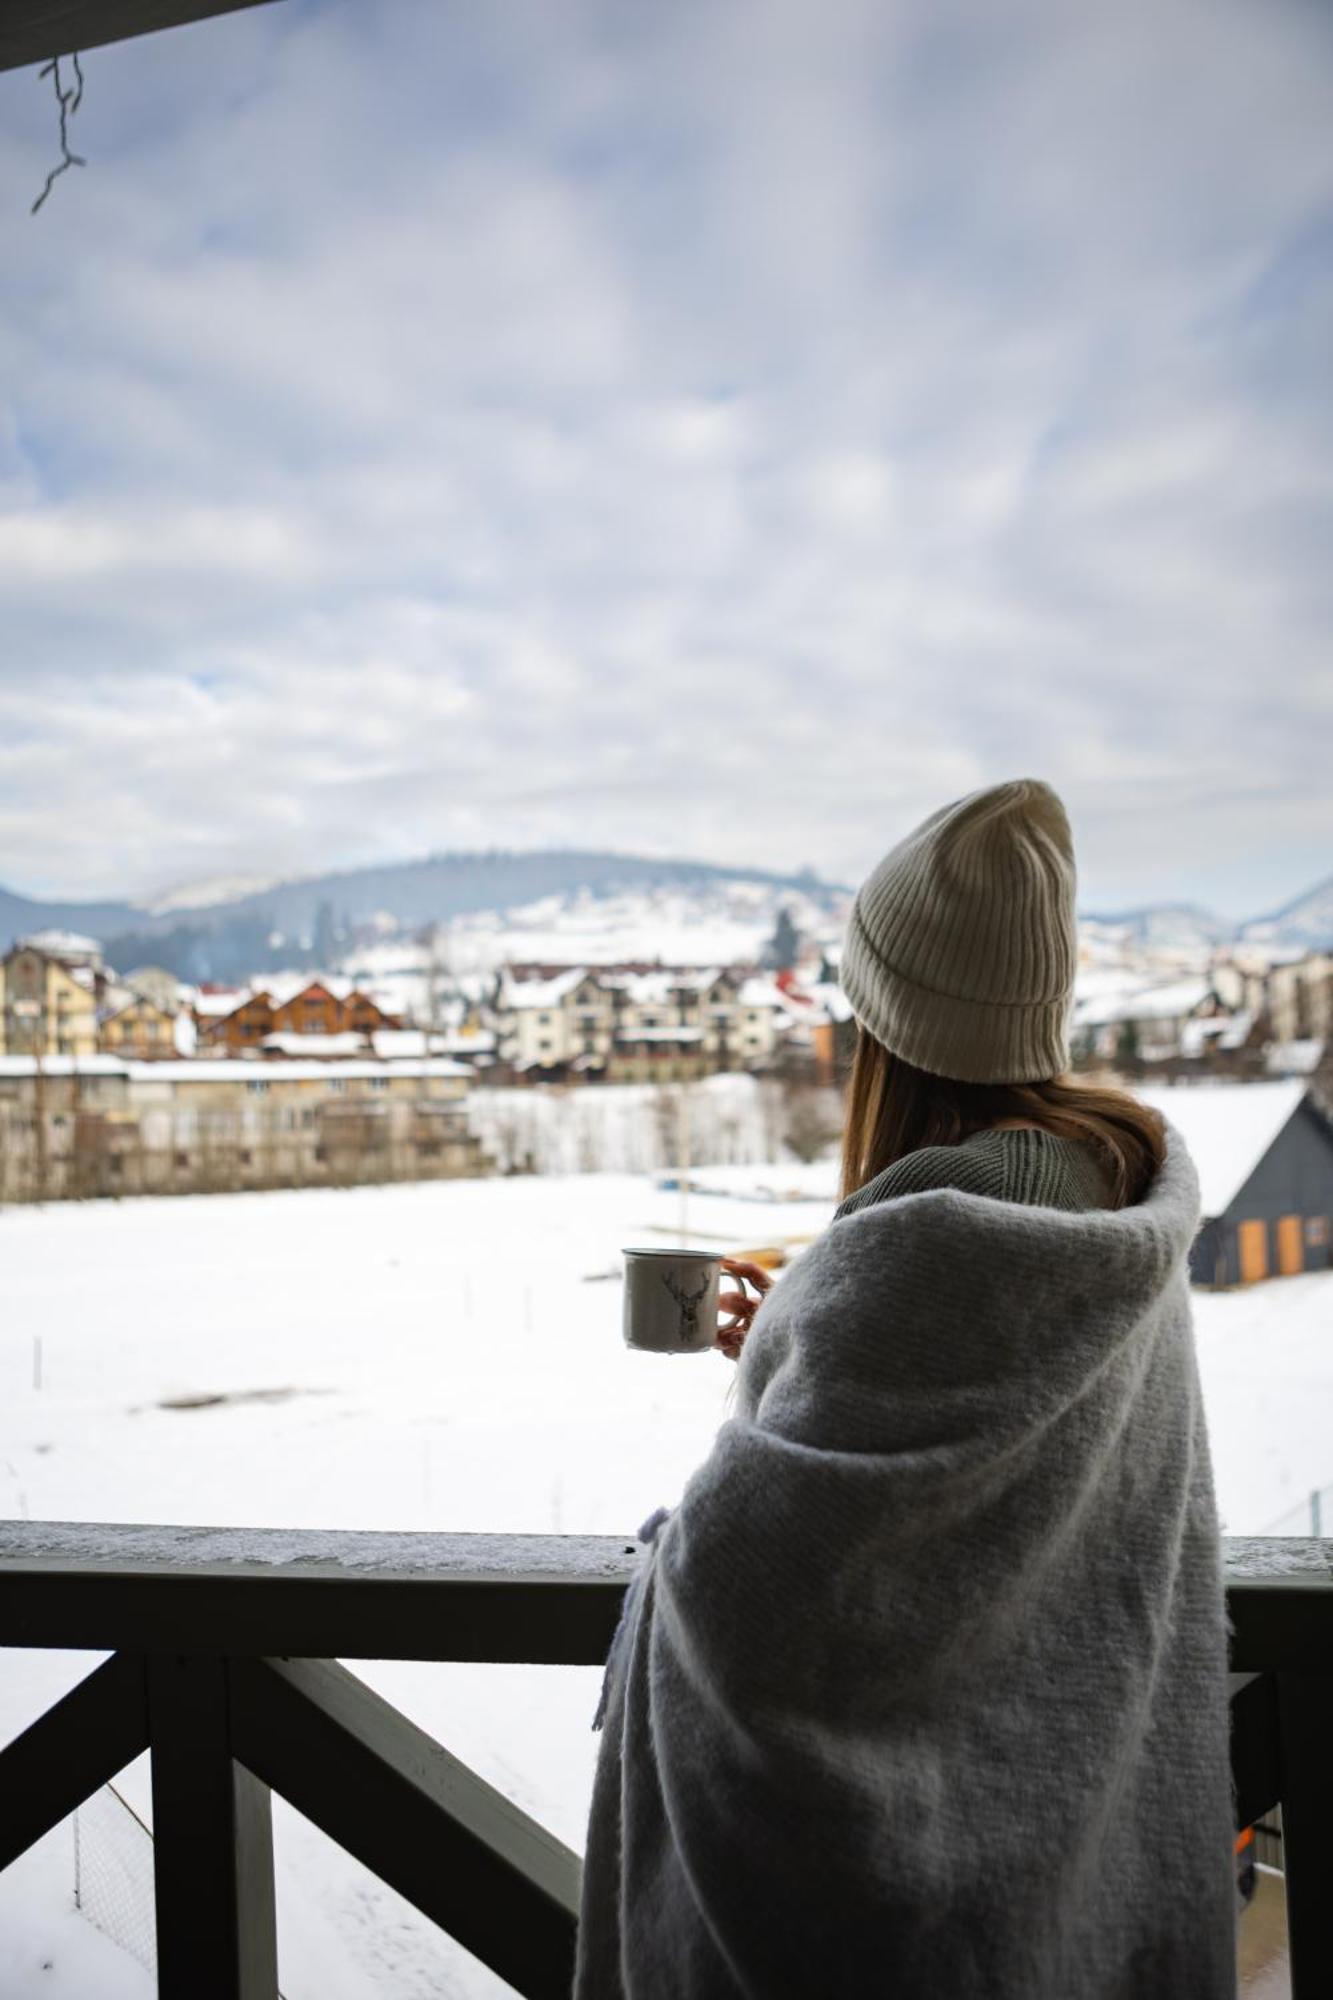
[146,873,282,915]
[1079,904,1231,957]
[2,850,1330,981]
[1239,876,1333,955]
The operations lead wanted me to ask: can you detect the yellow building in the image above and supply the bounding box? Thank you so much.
[99,995,179,1059]
[1,944,100,1058]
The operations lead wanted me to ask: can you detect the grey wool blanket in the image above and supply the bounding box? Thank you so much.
[575,1124,1237,1998]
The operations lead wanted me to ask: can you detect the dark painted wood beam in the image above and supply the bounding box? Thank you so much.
[0,0,283,76]
[0,1521,641,1661]
[233,1655,580,1998]
[1,1523,1328,1667]
[0,1649,149,1867]
[148,1651,279,2000]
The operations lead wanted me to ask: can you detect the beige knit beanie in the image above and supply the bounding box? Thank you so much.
[839,777,1078,1084]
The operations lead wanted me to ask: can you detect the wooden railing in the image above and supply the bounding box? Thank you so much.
[0,1524,1330,1998]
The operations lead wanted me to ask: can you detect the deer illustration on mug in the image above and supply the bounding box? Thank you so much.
[662,1269,712,1346]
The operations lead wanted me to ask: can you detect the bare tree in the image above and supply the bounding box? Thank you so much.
[781,1082,843,1164]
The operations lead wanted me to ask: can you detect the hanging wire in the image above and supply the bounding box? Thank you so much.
[31,52,87,215]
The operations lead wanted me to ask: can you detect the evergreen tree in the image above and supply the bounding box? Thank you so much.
[1115,1019,1142,1070]
[313,900,337,969]
[763,906,801,972]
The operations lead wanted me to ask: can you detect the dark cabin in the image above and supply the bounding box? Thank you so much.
[1139,1082,1333,1287]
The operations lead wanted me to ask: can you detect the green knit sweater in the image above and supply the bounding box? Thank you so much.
[835,1124,1115,1220]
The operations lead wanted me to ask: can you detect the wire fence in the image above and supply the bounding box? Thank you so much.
[73,1781,157,1976]
[73,1779,288,1994]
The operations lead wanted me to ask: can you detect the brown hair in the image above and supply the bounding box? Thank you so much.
[838,1025,1165,1211]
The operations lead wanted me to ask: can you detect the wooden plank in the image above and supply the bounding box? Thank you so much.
[231,1655,579,2000]
[0,0,281,74]
[1277,1674,1333,2000]
[0,1523,1327,1667]
[147,1653,278,2000]
[0,1650,148,1868]
[0,1523,639,1661]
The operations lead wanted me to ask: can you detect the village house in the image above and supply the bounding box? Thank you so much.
[1071,975,1231,1066]
[1265,952,1332,1049]
[0,936,104,1058]
[1137,1081,1333,1287]
[200,977,401,1051]
[98,992,181,1060]
[489,964,798,1083]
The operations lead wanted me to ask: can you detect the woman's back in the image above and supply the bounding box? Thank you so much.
[576,781,1236,1998]
[836,1123,1117,1219]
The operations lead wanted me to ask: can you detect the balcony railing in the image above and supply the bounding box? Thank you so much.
[0,1523,1329,1998]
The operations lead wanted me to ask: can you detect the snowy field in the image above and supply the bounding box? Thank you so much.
[0,1168,1329,1995]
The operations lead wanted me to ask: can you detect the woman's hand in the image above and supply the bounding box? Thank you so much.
[715,1257,775,1362]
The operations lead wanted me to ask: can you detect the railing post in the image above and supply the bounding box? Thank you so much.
[1277,1673,1333,2000]
[147,1653,278,2000]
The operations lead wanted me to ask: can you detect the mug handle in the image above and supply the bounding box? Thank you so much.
[718,1262,759,1333]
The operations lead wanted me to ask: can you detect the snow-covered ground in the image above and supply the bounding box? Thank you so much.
[0,1169,1327,1995]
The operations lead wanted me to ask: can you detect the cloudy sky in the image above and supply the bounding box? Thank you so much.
[1,0,1330,918]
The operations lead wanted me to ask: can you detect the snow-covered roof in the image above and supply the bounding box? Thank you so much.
[0,1054,128,1078]
[1074,979,1214,1029]
[736,977,786,1009]
[616,1025,704,1043]
[16,929,102,962]
[261,1032,366,1058]
[192,987,254,1016]
[265,972,362,1006]
[135,1058,474,1083]
[1264,1040,1325,1077]
[500,967,589,1010]
[0,1054,472,1084]
[808,981,855,1023]
[371,1028,497,1059]
[1178,1012,1254,1058]
[1135,1081,1311,1216]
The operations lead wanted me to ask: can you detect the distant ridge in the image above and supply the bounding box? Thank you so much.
[0,848,847,978]
[1239,874,1333,954]
[1,849,1328,980]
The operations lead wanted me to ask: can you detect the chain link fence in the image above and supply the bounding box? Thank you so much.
[73,1780,287,1993]
[73,1782,157,1976]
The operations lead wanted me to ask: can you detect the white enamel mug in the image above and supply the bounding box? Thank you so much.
[621,1247,755,1354]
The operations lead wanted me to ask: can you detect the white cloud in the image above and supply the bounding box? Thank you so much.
[0,0,1330,916]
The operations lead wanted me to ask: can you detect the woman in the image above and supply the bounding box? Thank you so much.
[576,778,1237,1999]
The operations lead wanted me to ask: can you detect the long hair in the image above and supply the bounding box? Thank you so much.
[838,1025,1165,1210]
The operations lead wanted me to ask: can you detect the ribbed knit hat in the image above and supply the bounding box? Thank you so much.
[839,777,1078,1084]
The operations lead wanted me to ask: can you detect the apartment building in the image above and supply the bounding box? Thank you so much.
[0,1054,486,1202]
[1,938,102,1058]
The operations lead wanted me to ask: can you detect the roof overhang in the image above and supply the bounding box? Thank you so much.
[1,0,283,75]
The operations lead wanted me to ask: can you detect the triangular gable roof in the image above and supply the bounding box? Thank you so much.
[1135,1081,1310,1217]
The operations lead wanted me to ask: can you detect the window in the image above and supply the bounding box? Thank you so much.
[246,1080,270,1096]
[369,1076,388,1091]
